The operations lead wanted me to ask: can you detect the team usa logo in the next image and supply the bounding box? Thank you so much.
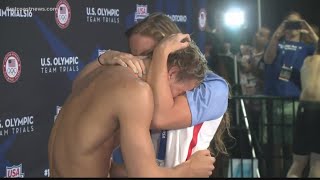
[55,0,71,29]
[134,4,149,22]
[198,8,207,31]
[3,51,21,83]
[5,164,25,178]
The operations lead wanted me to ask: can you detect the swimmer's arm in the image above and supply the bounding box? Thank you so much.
[118,83,188,177]
[148,50,192,130]
[147,36,192,130]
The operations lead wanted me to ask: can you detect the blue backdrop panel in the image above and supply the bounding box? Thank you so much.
[0,0,207,177]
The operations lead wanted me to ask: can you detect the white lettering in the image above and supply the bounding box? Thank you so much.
[102,17,119,23]
[4,116,34,128]
[0,7,32,17]
[86,7,96,16]
[166,14,187,23]
[53,57,79,66]
[41,58,51,66]
[11,125,34,134]
[92,8,119,17]
[0,129,9,136]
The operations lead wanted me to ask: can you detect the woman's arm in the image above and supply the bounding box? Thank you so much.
[72,50,145,91]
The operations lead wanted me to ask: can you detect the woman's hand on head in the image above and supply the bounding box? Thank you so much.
[102,50,146,78]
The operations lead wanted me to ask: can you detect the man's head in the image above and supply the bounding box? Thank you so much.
[141,41,208,98]
[284,11,303,39]
[253,27,270,49]
[126,12,181,56]
[166,41,208,97]
[126,12,207,97]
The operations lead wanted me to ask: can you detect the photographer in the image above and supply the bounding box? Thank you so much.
[264,11,318,97]
[263,11,318,176]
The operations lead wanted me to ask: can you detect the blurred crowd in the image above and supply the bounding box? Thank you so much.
[205,11,318,98]
[204,10,320,178]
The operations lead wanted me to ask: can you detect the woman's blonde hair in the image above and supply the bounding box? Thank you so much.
[125,12,181,42]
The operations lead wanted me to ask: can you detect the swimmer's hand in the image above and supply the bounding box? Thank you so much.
[102,50,146,78]
[155,33,191,56]
[184,149,215,177]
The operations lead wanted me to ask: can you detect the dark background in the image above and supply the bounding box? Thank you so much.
[0,0,208,177]
[0,0,318,178]
[207,0,319,47]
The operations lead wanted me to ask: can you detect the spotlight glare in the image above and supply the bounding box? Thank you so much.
[224,8,245,28]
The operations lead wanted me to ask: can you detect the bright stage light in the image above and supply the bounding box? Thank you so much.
[224,8,245,29]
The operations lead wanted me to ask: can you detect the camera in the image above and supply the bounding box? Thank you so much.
[285,21,302,30]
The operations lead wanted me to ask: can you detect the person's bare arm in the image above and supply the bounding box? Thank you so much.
[264,21,286,64]
[117,81,213,177]
[117,81,178,177]
[148,49,192,129]
[147,33,193,130]
[301,20,319,45]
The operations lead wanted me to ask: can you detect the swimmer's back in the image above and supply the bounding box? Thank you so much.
[300,55,320,101]
[48,66,142,177]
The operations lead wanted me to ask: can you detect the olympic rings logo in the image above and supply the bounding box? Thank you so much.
[7,67,17,76]
[59,14,67,22]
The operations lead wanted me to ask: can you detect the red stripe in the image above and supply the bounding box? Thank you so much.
[185,123,203,161]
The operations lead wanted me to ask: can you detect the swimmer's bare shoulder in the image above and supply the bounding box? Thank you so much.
[95,66,152,107]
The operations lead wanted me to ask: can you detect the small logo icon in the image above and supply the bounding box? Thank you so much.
[55,0,71,29]
[6,164,25,178]
[198,8,207,31]
[44,169,50,177]
[3,51,21,83]
[134,4,149,22]
[54,106,62,122]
